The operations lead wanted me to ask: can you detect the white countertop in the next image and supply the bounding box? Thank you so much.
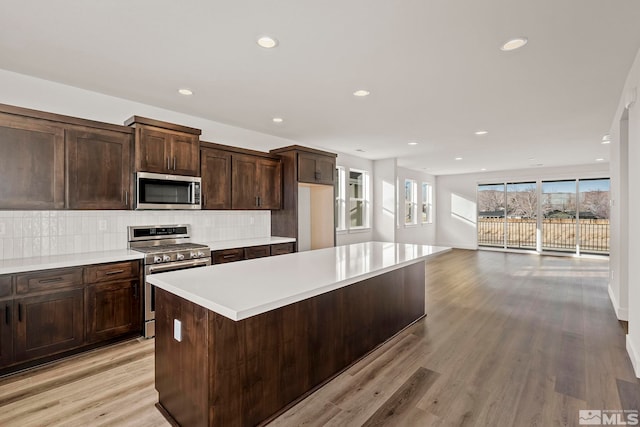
[147,241,451,321]
[0,249,144,275]
[205,236,295,251]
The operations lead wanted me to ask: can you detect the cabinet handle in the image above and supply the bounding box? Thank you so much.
[223,254,237,259]
[315,171,321,180]
[39,277,64,284]
[5,305,9,325]
[125,191,129,207]
[202,194,206,208]
[167,157,171,171]
[173,156,177,171]
[133,283,138,299]
[105,269,125,275]
[18,304,22,322]
[255,196,259,207]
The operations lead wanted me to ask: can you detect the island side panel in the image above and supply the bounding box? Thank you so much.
[209,260,426,427]
[155,288,209,427]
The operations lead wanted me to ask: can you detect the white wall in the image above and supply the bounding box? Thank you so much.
[336,152,375,245]
[396,167,437,245]
[610,47,640,378]
[0,210,270,260]
[373,158,397,243]
[0,69,298,153]
[435,164,610,250]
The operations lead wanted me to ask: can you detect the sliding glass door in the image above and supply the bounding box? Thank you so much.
[478,178,610,255]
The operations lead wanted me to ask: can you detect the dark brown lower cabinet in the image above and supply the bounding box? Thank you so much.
[270,242,295,255]
[14,289,84,362]
[155,261,425,427]
[244,245,270,259]
[0,300,13,367]
[85,279,141,344]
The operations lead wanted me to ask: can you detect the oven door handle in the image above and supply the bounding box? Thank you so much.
[147,259,210,274]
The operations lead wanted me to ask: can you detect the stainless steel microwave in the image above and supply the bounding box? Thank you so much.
[136,172,201,210]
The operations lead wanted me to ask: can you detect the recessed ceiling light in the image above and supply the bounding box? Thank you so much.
[178,88,193,96]
[272,117,284,123]
[500,37,528,51]
[480,168,487,171]
[601,134,611,144]
[355,149,365,152]
[595,158,605,162]
[353,89,371,97]
[455,157,463,161]
[535,163,544,167]
[408,141,418,146]
[474,130,488,135]
[528,157,536,161]
[257,36,278,49]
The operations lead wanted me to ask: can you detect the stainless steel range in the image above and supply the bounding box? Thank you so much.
[128,224,211,338]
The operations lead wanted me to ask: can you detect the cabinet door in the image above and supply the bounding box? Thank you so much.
[232,154,259,209]
[14,289,84,362]
[170,134,199,176]
[0,113,65,209]
[213,248,245,264]
[298,152,335,185]
[0,298,13,367]
[136,127,170,173]
[201,148,232,209]
[66,128,132,209]
[271,242,295,255]
[86,280,141,343]
[244,245,271,260]
[257,158,282,209]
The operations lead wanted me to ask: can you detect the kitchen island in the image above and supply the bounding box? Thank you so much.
[147,242,450,427]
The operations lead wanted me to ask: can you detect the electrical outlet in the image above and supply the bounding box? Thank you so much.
[0,222,5,236]
[98,219,107,231]
[174,319,182,342]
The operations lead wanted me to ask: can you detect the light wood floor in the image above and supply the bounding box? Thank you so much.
[1,250,638,426]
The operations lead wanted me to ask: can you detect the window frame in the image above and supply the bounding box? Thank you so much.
[421,182,433,224]
[404,178,418,226]
[348,168,370,231]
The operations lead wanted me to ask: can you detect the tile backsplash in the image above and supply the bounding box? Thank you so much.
[0,210,271,260]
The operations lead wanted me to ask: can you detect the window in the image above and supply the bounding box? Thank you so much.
[421,183,433,224]
[404,179,417,225]
[335,167,346,231]
[349,169,369,228]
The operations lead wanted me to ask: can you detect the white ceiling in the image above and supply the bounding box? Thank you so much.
[1,0,640,175]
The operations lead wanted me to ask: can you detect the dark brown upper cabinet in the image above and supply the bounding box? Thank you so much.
[66,128,133,209]
[0,112,65,209]
[231,153,281,210]
[200,147,232,209]
[297,151,336,186]
[0,103,135,210]
[126,116,201,177]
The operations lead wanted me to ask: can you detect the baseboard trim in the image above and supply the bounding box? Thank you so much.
[626,335,640,379]
[608,283,629,321]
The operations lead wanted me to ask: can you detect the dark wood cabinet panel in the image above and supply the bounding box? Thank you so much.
[231,154,259,209]
[170,133,199,176]
[16,267,83,295]
[244,245,270,260]
[14,289,84,362]
[297,152,335,185]
[270,242,295,256]
[84,261,138,284]
[136,127,170,174]
[0,300,13,367]
[200,148,232,209]
[0,113,65,209]
[85,279,141,344]
[257,158,282,209]
[213,248,245,264]
[232,153,282,210]
[0,276,12,299]
[128,118,201,176]
[66,128,132,209]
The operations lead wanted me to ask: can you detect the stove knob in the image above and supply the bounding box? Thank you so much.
[190,252,198,259]
[176,253,185,261]
[153,255,162,264]
[197,251,205,258]
[162,254,171,262]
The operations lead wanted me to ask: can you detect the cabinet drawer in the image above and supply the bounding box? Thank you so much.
[213,248,244,264]
[271,243,295,256]
[0,276,12,298]
[85,261,139,283]
[16,268,83,294]
[244,245,270,260]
